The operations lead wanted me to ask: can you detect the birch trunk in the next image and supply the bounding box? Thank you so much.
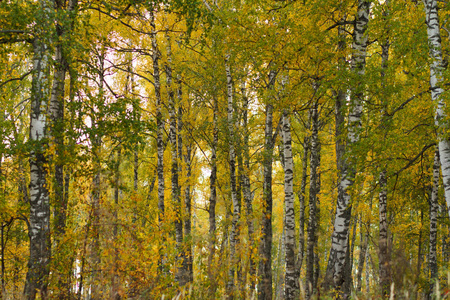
[88,49,106,300]
[165,34,186,286]
[24,1,54,298]
[324,0,370,294]
[306,101,320,299]
[295,113,310,287]
[150,11,165,272]
[241,81,256,293]
[111,148,122,300]
[429,149,440,297]
[225,56,240,299]
[379,170,391,297]
[356,215,368,293]
[51,0,77,240]
[378,3,392,294]
[282,109,296,300]
[424,0,450,221]
[178,79,193,285]
[184,144,194,284]
[50,40,67,238]
[208,94,219,298]
[258,70,276,300]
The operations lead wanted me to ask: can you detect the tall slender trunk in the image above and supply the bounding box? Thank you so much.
[295,112,310,287]
[324,1,370,294]
[165,34,185,286]
[417,210,424,297]
[208,94,219,298]
[225,56,240,299]
[150,10,165,273]
[356,214,368,293]
[235,101,244,298]
[343,213,357,295]
[178,79,193,285]
[424,0,450,220]
[241,81,256,294]
[90,49,105,300]
[51,0,77,240]
[379,169,391,297]
[429,149,440,297]
[50,40,67,238]
[365,246,370,294]
[111,148,122,300]
[90,139,102,299]
[258,69,276,300]
[24,1,54,298]
[306,101,320,299]
[283,109,296,300]
[378,4,391,295]
[184,143,194,284]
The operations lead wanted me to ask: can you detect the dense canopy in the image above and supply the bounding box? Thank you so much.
[1,0,450,299]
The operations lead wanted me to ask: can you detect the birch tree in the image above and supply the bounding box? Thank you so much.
[424,0,450,222]
[225,55,240,299]
[149,10,166,273]
[258,69,277,300]
[429,149,440,298]
[306,100,320,299]
[24,1,55,298]
[324,0,370,294]
[282,108,296,300]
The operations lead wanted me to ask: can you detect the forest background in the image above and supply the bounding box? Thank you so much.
[1,0,449,299]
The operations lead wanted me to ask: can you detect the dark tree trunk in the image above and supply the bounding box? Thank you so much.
[258,70,276,300]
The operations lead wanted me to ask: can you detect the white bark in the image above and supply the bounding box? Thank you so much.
[424,0,450,221]
[283,109,296,300]
[324,0,370,293]
[150,11,165,237]
[306,101,320,299]
[24,1,54,298]
[225,56,240,299]
[429,149,440,296]
[241,80,256,293]
[165,34,185,286]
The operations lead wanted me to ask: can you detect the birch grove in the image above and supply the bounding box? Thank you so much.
[2,0,450,299]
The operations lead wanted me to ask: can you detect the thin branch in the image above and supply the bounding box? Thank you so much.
[0,71,32,89]
[392,143,436,176]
